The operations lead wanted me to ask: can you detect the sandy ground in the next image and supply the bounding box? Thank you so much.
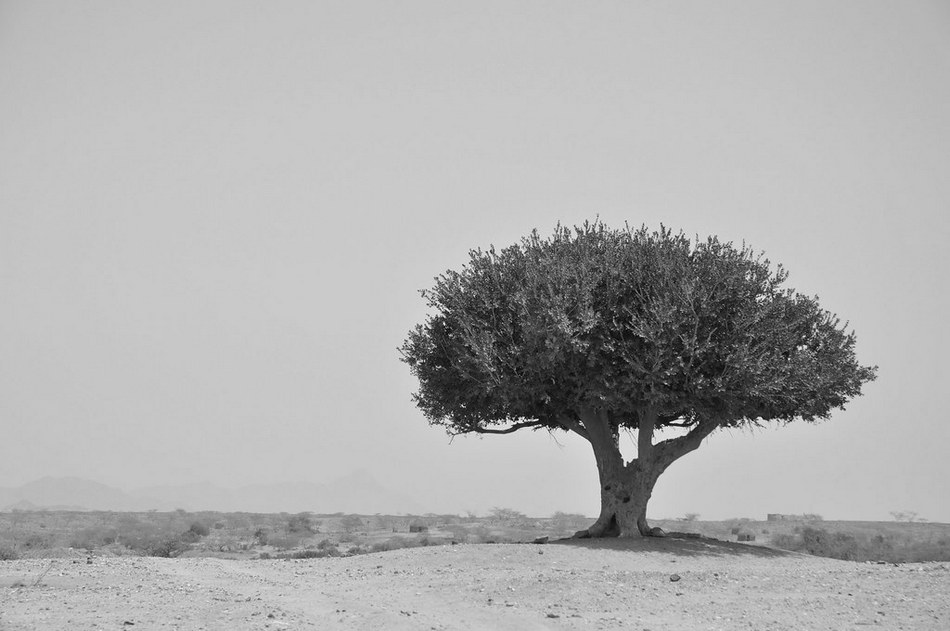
[2,538,948,630]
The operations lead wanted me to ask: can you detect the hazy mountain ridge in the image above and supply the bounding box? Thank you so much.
[0,471,424,514]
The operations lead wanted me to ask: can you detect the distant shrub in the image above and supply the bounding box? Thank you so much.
[489,507,531,527]
[267,532,309,550]
[315,539,340,555]
[69,527,118,550]
[253,528,268,546]
[188,522,211,537]
[368,541,393,553]
[287,513,318,534]
[145,536,189,558]
[340,515,363,533]
[18,533,54,550]
[0,544,18,561]
[770,526,950,563]
[550,512,588,532]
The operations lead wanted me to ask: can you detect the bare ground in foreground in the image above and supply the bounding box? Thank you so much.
[2,537,948,630]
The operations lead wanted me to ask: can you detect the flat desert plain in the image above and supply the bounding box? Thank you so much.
[2,538,948,630]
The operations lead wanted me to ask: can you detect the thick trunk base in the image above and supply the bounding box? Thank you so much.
[573,469,660,538]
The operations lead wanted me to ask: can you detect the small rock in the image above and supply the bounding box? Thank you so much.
[670,574,681,582]
[650,527,667,538]
[533,536,549,544]
[546,613,560,618]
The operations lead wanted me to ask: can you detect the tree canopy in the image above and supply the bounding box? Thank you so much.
[400,222,876,439]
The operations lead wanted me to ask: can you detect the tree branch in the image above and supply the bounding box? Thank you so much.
[652,418,720,469]
[554,414,590,442]
[472,420,548,435]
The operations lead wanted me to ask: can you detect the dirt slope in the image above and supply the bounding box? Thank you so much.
[2,538,948,630]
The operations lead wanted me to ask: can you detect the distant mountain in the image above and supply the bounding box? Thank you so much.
[0,471,424,514]
[0,476,147,511]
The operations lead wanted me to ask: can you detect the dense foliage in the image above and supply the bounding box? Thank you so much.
[401,222,876,436]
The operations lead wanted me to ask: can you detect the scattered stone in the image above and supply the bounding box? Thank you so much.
[670,574,681,582]
[546,613,560,618]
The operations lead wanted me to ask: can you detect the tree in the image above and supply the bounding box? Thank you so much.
[400,222,876,537]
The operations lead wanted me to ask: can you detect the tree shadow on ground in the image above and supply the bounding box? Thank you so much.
[550,534,799,559]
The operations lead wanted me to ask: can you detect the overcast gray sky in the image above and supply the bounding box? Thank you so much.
[2,1,948,521]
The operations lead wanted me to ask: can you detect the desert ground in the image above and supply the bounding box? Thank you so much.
[3,537,949,631]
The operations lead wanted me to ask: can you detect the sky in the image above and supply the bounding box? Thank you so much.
[1,1,948,522]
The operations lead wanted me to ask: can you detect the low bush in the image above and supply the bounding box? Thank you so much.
[0,544,18,561]
[18,533,54,550]
[771,526,950,563]
[69,527,118,551]
[287,513,318,534]
[187,522,210,537]
[253,528,268,546]
[145,536,190,558]
[267,532,310,550]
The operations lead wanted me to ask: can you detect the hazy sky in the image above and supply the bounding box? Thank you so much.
[2,1,948,522]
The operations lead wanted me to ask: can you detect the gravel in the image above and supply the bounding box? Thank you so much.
[2,537,948,630]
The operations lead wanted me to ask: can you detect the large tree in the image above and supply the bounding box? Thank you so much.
[400,222,876,537]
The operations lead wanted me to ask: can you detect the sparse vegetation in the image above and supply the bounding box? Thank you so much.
[287,513,319,534]
[1,510,948,564]
[891,511,928,523]
[769,524,950,562]
[0,544,19,561]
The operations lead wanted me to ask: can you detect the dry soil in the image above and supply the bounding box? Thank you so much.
[2,537,948,630]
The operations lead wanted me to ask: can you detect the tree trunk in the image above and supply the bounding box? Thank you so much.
[572,406,716,538]
[577,449,664,538]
